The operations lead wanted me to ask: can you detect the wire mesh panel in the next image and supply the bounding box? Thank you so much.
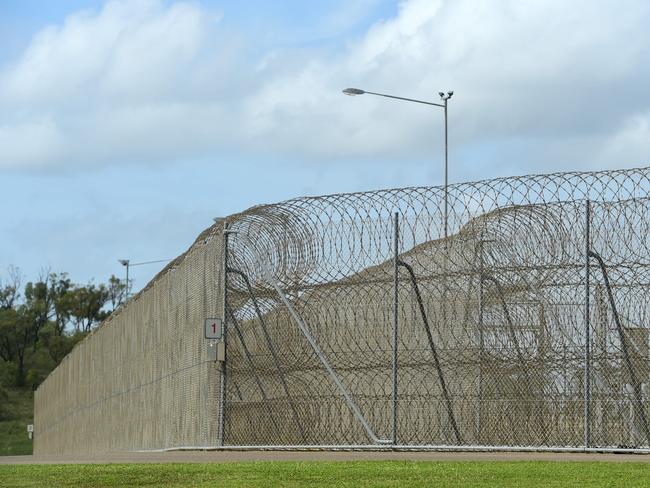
[33,226,224,454]
[33,166,650,453]
[224,167,650,448]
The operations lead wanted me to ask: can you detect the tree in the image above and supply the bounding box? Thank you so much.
[0,268,118,388]
[48,273,73,336]
[0,268,23,381]
[0,306,36,386]
[0,383,10,420]
[0,266,21,310]
[23,280,51,350]
[67,284,110,333]
[37,323,84,365]
[0,308,20,365]
[106,275,127,311]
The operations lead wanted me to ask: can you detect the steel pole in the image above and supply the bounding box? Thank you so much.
[125,263,130,299]
[444,97,449,240]
[392,212,399,445]
[477,238,484,442]
[218,222,229,446]
[584,200,591,448]
[441,95,450,391]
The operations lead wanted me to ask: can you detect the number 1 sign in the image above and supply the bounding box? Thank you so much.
[204,318,223,340]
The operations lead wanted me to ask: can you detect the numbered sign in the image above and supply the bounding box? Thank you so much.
[204,318,223,340]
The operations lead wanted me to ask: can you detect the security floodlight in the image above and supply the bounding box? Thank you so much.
[343,88,365,96]
[439,91,453,101]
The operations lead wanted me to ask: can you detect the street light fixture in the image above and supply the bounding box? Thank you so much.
[342,87,453,239]
[118,258,171,300]
[342,88,365,96]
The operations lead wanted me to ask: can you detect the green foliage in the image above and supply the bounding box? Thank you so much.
[0,384,9,420]
[107,274,127,311]
[37,324,85,366]
[0,268,125,389]
[0,420,32,456]
[0,360,17,388]
[0,268,127,454]
[66,283,110,333]
[0,307,34,386]
[0,387,32,455]
[2,461,650,488]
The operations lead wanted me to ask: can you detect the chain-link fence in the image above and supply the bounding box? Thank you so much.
[34,226,224,454]
[34,166,650,453]
[224,166,650,449]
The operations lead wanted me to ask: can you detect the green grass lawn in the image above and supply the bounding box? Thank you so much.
[0,388,33,456]
[1,461,650,487]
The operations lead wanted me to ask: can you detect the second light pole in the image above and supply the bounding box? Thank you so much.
[118,258,172,300]
[342,87,453,239]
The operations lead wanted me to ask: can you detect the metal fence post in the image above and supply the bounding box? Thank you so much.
[392,212,399,445]
[584,200,591,448]
[477,237,484,443]
[218,222,229,446]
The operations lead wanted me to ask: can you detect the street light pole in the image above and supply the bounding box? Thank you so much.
[343,86,455,438]
[342,87,453,238]
[441,92,450,240]
[118,259,130,298]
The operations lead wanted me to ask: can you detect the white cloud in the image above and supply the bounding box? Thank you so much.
[2,1,213,105]
[1,0,650,173]
[598,114,650,167]
[0,0,235,168]
[0,119,64,167]
[247,0,650,172]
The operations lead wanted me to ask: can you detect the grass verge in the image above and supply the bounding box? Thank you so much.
[1,460,650,487]
[0,388,33,456]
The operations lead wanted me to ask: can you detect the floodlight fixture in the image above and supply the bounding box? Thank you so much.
[342,88,366,96]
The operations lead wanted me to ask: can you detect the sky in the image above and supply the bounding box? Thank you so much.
[1,0,650,293]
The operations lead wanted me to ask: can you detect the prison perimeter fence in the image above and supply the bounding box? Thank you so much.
[34,166,650,453]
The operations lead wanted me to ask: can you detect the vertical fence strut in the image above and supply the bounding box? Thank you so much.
[588,251,650,446]
[218,222,229,446]
[225,304,282,437]
[392,212,399,445]
[477,238,485,442]
[396,259,462,444]
[232,233,390,445]
[584,200,591,447]
[226,267,306,442]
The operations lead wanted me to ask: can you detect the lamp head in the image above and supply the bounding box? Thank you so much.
[439,90,454,101]
[343,88,365,96]
[118,259,129,266]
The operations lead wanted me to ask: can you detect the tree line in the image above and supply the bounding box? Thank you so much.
[0,267,127,390]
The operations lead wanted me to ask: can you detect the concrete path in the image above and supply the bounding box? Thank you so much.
[2,450,650,465]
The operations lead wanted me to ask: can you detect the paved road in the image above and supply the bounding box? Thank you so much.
[2,450,650,465]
